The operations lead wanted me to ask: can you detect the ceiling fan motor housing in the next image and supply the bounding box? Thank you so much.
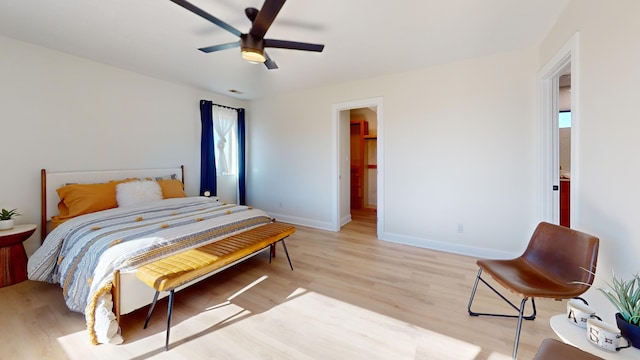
[240,34,266,62]
[240,34,265,54]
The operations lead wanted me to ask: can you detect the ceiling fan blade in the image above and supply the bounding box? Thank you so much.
[263,52,279,70]
[198,41,240,53]
[264,39,325,52]
[170,0,242,37]
[249,0,286,39]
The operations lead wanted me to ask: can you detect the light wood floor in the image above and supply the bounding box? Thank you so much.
[1,211,565,359]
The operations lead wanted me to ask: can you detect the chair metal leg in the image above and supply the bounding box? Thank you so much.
[513,298,528,359]
[269,244,273,263]
[143,291,160,329]
[281,239,293,270]
[468,268,538,359]
[467,268,483,314]
[165,289,175,351]
[467,268,536,320]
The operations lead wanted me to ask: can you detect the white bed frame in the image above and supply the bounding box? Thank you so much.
[40,166,188,319]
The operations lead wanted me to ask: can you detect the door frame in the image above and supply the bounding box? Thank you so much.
[539,33,579,224]
[332,97,384,235]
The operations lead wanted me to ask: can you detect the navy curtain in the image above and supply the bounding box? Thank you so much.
[237,109,246,205]
[200,100,216,196]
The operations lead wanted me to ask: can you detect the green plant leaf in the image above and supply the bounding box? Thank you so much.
[599,273,640,326]
[0,208,20,220]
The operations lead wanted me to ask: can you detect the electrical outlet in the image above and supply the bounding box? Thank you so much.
[457,224,464,233]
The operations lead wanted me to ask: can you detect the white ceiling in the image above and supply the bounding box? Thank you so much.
[0,0,569,100]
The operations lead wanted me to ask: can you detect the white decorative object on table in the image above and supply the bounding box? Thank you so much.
[567,298,601,328]
[0,219,14,230]
[551,314,640,359]
[586,318,631,352]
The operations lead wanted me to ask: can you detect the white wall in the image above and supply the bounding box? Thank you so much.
[249,45,541,259]
[0,35,247,255]
[539,0,640,315]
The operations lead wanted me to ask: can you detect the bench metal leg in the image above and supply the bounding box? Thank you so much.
[269,239,293,271]
[165,289,175,351]
[281,239,293,271]
[142,289,175,351]
[143,291,160,329]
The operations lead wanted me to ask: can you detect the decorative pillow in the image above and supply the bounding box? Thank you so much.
[55,182,119,220]
[116,181,163,207]
[157,179,187,199]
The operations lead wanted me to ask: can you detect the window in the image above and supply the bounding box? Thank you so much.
[559,111,571,128]
[212,106,238,175]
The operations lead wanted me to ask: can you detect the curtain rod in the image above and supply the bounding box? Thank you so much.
[201,99,244,112]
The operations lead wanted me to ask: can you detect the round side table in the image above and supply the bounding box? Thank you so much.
[0,224,36,287]
[550,314,640,359]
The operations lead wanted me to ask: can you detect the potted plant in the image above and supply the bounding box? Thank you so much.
[599,273,640,349]
[0,208,20,230]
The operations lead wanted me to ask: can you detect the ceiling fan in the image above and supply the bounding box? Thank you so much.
[170,0,325,70]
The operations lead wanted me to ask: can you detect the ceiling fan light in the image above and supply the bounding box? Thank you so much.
[241,49,266,63]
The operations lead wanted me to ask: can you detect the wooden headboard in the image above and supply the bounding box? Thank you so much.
[40,165,184,242]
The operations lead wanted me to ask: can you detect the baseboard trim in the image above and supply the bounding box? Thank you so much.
[379,231,516,259]
[268,212,335,231]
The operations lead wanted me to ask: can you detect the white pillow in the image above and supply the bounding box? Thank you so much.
[116,181,163,207]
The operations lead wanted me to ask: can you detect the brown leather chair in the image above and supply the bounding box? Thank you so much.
[534,338,602,360]
[467,222,599,359]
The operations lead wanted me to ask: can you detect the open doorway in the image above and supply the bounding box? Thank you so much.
[350,110,378,226]
[332,97,384,236]
[350,109,378,211]
[540,33,578,226]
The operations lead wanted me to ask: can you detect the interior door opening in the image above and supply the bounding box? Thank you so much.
[332,97,384,236]
[539,33,578,226]
[344,109,378,226]
[349,111,377,212]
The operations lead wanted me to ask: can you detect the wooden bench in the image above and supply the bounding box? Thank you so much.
[136,222,296,350]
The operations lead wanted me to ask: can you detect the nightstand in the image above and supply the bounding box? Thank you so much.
[0,224,36,287]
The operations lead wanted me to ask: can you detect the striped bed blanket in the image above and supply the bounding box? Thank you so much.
[28,197,273,345]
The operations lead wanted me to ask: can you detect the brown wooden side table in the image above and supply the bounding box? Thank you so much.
[0,224,36,287]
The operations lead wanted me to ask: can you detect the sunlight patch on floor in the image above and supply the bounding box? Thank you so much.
[271,289,482,360]
[487,353,513,360]
[57,287,486,359]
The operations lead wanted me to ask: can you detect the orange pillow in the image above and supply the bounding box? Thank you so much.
[157,179,186,199]
[53,182,119,222]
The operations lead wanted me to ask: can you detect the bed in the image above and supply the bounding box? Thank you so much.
[28,166,278,345]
